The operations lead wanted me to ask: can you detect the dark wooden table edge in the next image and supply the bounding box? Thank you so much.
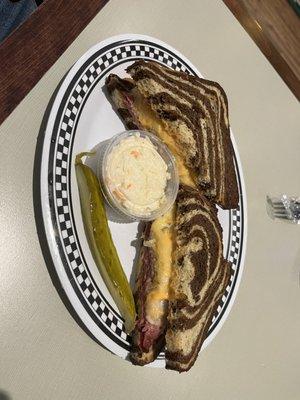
[223,0,300,101]
[0,0,298,128]
[0,0,109,126]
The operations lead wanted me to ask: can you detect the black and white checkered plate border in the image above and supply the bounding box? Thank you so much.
[36,35,246,363]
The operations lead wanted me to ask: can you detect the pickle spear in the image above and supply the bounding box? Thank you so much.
[75,152,136,333]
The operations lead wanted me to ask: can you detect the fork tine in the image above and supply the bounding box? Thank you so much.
[266,197,284,208]
[266,194,300,223]
[266,195,290,220]
[272,207,289,215]
[273,214,290,220]
[270,199,283,204]
[267,197,287,213]
[272,205,286,212]
[269,202,285,209]
[268,199,285,207]
[271,200,285,205]
[273,211,289,218]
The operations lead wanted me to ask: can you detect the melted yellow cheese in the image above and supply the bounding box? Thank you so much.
[133,94,196,188]
[145,206,175,324]
[132,93,196,323]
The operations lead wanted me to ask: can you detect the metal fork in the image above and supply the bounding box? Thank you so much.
[266,195,300,223]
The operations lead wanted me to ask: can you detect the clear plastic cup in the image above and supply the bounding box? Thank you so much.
[98,130,179,221]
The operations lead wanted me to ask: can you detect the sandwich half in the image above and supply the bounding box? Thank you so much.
[130,186,231,370]
[166,185,232,372]
[105,61,239,209]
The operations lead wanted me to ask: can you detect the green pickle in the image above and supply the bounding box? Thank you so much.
[75,152,136,333]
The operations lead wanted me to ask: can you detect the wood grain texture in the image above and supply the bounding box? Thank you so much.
[0,0,109,126]
[223,0,300,100]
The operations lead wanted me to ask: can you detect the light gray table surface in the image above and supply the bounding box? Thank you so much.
[0,1,299,399]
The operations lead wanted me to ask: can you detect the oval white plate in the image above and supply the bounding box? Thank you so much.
[35,34,247,368]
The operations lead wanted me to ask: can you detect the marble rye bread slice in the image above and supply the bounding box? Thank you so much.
[126,60,239,209]
[165,185,232,372]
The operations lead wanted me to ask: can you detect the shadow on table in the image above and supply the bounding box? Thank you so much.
[32,73,114,355]
[0,390,11,400]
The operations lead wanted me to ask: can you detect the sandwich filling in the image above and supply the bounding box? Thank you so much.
[128,90,197,188]
[145,206,175,325]
[132,207,175,357]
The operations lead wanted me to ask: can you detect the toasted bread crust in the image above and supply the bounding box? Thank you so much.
[126,60,239,209]
[165,185,232,372]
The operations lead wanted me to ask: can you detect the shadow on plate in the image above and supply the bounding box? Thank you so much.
[0,390,11,400]
[32,75,112,354]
